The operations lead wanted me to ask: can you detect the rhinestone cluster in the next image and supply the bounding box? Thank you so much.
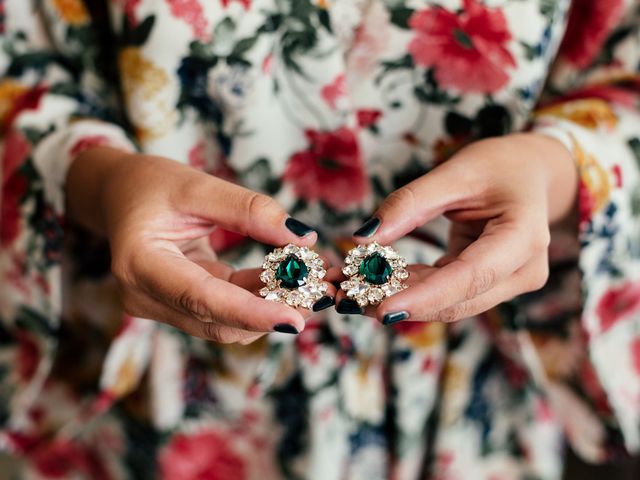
[341,242,409,308]
[260,244,328,309]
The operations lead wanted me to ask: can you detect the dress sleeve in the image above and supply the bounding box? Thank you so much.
[523,0,640,462]
[0,0,136,438]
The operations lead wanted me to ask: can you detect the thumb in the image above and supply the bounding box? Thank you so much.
[181,173,317,247]
[353,163,473,245]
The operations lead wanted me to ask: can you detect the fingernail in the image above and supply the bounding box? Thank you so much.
[382,311,409,325]
[273,323,299,334]
[353,217,381,238]
[285,217,315,237]
[336,299,364,315]
[312,296,334,312]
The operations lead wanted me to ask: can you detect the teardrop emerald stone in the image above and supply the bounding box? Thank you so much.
[275,255,309,289]
[359,252,392,285]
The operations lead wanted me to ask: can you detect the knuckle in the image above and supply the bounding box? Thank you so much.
[173,289,209,319]
[530,227,551,251]
[246,192,275,221]
[120,294,144,318]
[465,264,496,300]
[527,262,549,292]
[387,187,416,211]
[201,322,227,343]
[434,303,467,323]
[110,255,133,287]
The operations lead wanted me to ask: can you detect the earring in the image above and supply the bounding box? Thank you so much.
[340,242,409,308]
[260,244,328,309]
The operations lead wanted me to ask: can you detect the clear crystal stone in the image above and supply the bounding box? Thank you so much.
[319,283,329,293]
[368,288,384,303]
[283,244,297,254]
[299,247,314,259]
[382,246,398,259]
[299,284,318,296]
[354,246,368,256]
[285,291,301,306]
[260,270,274,283]
[347,284,368,298]
[394,269,409,280]
[340,280,355,291]
[265,290,283,302]
[259,287,270,297]
[356,296,369,307]
[343,264,358,276]
[310,267,326,279]
[268,250,285,262]
[382,284,398,296]
[300,297,314,309]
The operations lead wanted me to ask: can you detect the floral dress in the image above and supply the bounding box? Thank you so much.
[1,0,640,478]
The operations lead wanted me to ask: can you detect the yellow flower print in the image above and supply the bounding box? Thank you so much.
[111,356,143,398]
[51,0,89,26]
[119,47,177,142]
[440,359,469,425]
[0,80,27,126]
[572,135,611,216]
[401,321,446,350]
[535,99,618,130]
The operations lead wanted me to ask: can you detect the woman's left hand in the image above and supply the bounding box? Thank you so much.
[340,133,578,324]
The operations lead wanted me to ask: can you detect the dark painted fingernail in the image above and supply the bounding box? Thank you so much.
[382,311,409,325]
[353,217,381,238]
[336,299,364,315]
[285,217,315,237]
[274,323,299,334]
[312,296,334,312]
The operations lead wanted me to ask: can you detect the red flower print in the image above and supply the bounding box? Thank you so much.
[560,0,625,69]
[221,0,251,10]
[596,281,640,333]
[262,53,273,74]
[283,127,369,210]
[188,142,207,170]
[3,84,47,130]
[33,439,109,480]
[1,131,30,246]
[632,337,640,376]
[166,0,209,41]
[408,0,516,93]
[321,74,347,110]
[356,109,382,128]
[209,228,246,252]
[114,0,142,25]
[611,164,623,188]
[2,129,30,181]
[159,430,246,480]
[16,332,40,382]
[577,180,595,227]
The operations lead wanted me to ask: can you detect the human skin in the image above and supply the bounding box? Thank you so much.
[334,133,578,324]
[66,146,337,344]
[67,132,576,340]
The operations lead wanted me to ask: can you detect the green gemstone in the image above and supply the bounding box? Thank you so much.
[275,255,309,289]
[359,252,392,285]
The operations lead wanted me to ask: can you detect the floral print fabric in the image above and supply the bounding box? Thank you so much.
[1,0,639,478]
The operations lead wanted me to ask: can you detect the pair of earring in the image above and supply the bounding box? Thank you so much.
[259,243,409,310]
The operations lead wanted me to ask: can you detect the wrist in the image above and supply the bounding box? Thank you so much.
[510,133,578,224]
[66,146,134,234]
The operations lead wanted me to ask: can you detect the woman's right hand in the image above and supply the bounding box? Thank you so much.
[66,147,329,343]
